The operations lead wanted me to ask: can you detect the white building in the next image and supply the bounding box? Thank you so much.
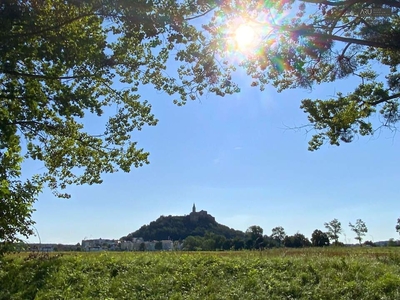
[161,240,173,251]
[82,238,118,251]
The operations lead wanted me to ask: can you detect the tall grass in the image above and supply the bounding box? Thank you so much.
[1,248,400,299]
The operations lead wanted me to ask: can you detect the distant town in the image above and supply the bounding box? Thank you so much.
[28,237,181,252]
[26,239,395,253]
[25,204,399,252]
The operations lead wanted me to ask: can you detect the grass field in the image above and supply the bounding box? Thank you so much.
[1,248,400,299]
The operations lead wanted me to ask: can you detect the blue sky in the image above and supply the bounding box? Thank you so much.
[23,61,400,245]
[20,4,399,244]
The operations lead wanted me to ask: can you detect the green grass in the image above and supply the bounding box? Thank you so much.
[1,248,400,299]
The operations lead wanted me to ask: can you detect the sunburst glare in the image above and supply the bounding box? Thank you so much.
[220,5,288,63]
[235,24,256,51]
[224,17,271,61]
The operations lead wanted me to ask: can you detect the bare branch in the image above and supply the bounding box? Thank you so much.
[185,6,217,21]
[340,42,353,58]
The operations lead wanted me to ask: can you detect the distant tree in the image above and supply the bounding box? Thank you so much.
[311,230,330,247]
[232,238,245,250]
[182,236,203,251]
[298,233,312,248]
[387,238,398,247]
[363,240,376,247]
[222,239,232,251]
[349,219,368,245]
[246,226,263,240]
[324,219,342,246]
[246,225,264,249]
[284,233,311,248]
[202,239,215,251]
[212,234,226,250]
[202,233,218,251]
[396,218,400,235]
[155,241,163,251]
[271,226,286,247]
[263,235,279,249]
[139,242,146,252]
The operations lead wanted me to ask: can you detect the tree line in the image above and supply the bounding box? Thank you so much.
[182,218,400,251]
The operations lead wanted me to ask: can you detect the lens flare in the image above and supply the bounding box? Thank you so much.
[235,24,256,51]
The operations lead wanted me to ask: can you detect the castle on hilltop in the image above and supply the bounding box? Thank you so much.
[189,203,214,222]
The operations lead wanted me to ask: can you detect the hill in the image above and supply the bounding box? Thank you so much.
[121,205,244,241]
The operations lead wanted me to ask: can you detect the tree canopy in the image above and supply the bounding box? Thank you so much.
[284,233,312,248]
[349,219,368,245]
[189,0,400,150]
[311,229,330,247]
[1,0,399,246]
[1,0,229,245]
[271,226,286,246]
[324,218,343,245]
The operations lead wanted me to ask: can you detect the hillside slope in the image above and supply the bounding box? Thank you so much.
[121,209,244,241]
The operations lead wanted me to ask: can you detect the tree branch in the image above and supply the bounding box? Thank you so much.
[304,31,399,49]
[6,120,45,127]
[367,92,400,106]
[326,1,361,35]
[281,21,399,49]
[2,12,98,39]
[340,42,353,57]
[302,0,400,8]
[1,69,93,80]
[184,6,217,21]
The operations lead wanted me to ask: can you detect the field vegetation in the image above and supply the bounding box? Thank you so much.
[1,248,400,299]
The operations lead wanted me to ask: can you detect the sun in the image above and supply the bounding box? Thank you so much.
[224,17,271,59]
[235,24,256,51]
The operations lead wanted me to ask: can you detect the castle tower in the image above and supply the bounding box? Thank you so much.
[190,203,198,222]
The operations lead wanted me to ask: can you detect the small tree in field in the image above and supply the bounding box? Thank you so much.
[271,226,286,247]
[349,219,368,246]
[324,219,342,246]
[395,218,400,235]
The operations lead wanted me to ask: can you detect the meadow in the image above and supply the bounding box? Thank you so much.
[1,248,400,299]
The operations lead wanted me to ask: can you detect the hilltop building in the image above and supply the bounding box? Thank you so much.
[189,203,214,223]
